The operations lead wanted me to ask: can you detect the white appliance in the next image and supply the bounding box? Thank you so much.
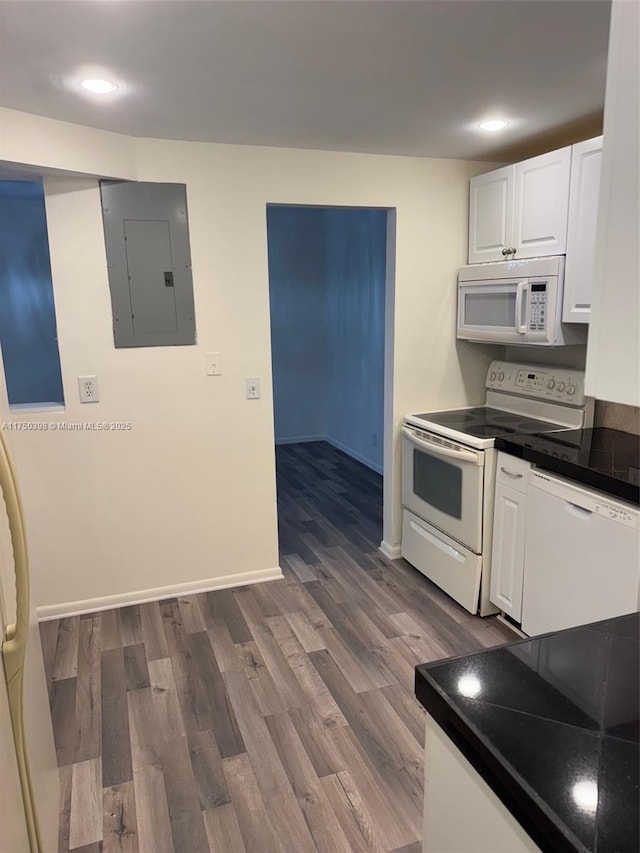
[457,256,587,346]
[521,471,640,636]
[401,360,592,615]
[0,431,59,852]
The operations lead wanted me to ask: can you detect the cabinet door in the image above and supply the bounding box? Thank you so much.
[468,165,514,264]
[490,482,526,620]
[512,147,571,258]
[563,137,603,323]
[585,0,639,407]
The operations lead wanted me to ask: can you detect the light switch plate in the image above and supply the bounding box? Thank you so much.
[78,375,99,403]
[206,352,222,375]
[246,378,261,399]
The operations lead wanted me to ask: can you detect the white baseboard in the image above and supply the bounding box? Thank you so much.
[36,566,284,621]
[275,435,327,445]
[379,540,402,560]
[325,437,383,474]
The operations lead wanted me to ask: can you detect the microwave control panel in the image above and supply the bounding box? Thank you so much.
[485,361,586,405]
[528,283,547,332]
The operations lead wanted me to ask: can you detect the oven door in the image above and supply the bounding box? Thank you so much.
[401,425,484,553]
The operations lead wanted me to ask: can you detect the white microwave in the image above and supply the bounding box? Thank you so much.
[457,257,587,346]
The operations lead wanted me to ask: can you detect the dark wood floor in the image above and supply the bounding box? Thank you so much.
[40,440,513,853]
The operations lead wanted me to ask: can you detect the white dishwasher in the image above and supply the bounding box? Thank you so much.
[521,470,640,636]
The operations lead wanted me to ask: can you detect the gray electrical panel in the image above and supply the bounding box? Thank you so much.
[100,181,196,347]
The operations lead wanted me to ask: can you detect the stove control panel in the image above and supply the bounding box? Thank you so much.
[486,361,585,405]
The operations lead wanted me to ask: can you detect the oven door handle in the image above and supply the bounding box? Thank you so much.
[401,426,483,466]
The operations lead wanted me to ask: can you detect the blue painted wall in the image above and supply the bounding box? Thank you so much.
[0,181,64,406]
[267,207,328,442]
[325,208,386,472]
[267,206,386,472]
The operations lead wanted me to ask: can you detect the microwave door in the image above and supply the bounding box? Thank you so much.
[457,280,528,343]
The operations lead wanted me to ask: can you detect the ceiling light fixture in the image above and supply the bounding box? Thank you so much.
[80,78,118,95]
[479,119,509,132]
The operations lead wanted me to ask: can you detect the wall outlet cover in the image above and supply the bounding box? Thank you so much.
[78,375,99,403]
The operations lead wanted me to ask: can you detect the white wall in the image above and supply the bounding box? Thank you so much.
[267,206,328,443]
[0,109,495,613]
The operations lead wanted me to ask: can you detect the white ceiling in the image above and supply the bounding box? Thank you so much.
[0,0,611,161]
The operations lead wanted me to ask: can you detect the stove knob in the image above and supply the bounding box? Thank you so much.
[547,379,555,389]
[567,383,576,396]
[489,371,497,381]
[497,371,504,381]
[556,381,566,392]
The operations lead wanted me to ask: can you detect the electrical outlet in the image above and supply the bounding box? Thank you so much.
[206,352,222,376]
[78,375,99,403]
[246,378,261,399]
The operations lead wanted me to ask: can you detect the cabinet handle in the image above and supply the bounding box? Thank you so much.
[502,248,509,256]
[511,248,517,255]
[500,467,523,479]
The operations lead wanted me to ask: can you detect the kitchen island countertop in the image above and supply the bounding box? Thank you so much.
[415,612,640,853]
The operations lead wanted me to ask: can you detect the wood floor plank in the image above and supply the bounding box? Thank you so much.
[101,649,132,787]
[50,676,78,767]
[103,781,138,853]
[75,615,102,763]
[148,657,187,740]
[203,802,247,853]
[321,771,385,853]
[118,606,144,647]
[139,602,170,661]
[207,622,243,672]
[264,713,353,853]
[160,734,209,853]
[205,588,252,643]
[99,609,122,652]
[52,617,80,681]
[58,764,73,853]
[286,610,326,653]
[188,729,230,811]
[69,758,103,850]
[237,640,286,716]
[221,753,280,853]
[288,703,347,779]
[178,595,209,634]
[184,631,245,756]
[132,764,174,853]
[39,619,59,694]
[123,644,150,692]
[127,687,160,769]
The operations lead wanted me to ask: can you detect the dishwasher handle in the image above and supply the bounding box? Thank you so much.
[565,501,593,518]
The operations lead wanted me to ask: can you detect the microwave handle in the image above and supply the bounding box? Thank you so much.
[515,280,529,334]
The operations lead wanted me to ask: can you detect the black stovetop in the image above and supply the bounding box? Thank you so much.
[413,406,568,440]
[415,612,640,853]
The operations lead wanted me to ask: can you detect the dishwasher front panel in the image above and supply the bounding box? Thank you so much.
[521,472,640,636]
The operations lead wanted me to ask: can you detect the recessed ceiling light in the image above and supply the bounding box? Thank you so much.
[479,119,509,132]
[80,78,118,95]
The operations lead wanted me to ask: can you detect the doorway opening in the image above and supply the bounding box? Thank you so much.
[266,204,394,570]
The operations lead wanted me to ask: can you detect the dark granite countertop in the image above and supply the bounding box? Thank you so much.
[495,428,640,505]
[415,613,640,853]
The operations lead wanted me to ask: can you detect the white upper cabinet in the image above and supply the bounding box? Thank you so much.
[512,146,571,258]
[563,137,603,323]
[468,147,571,264]
[468,165,513,264]
[585,0,639,407]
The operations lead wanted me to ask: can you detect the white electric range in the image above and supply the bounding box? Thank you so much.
[401,360,594,616]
